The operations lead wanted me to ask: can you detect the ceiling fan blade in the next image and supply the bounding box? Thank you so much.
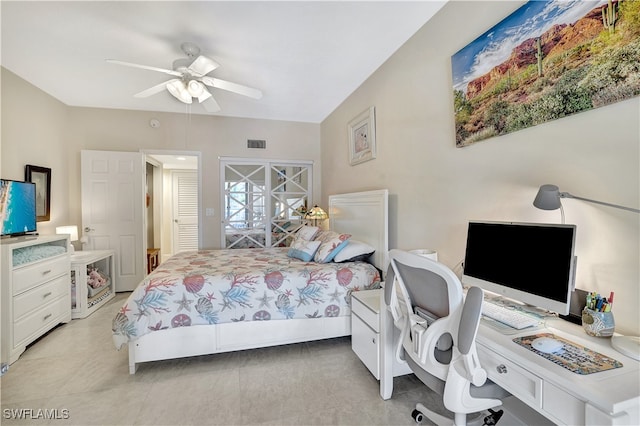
[200,76,263,99]
[202,94,221,113]
[134,79,178,98]
[188,55,220,77]
[106,59,183,77]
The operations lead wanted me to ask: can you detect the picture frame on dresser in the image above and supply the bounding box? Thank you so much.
[25,164,51,222]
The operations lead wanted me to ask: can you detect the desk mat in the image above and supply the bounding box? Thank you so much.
[513,333,623,375]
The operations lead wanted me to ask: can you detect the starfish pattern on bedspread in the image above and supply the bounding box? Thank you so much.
[112,248,380,349]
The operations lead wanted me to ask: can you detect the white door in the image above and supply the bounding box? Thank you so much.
[171,170,198,253]
[81,150,145,292]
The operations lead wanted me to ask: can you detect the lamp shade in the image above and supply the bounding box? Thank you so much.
[166,80,192,104]
[56,225,78,242]
[187,80,204,97]
[533,184,562,210]
[306,205,328,221]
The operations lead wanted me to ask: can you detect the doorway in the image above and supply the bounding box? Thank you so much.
[144,151,201,264]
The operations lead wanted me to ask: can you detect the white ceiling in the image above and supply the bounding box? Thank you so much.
[1,1,446,123]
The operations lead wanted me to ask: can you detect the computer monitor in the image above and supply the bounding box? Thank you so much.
[462,221,577,315]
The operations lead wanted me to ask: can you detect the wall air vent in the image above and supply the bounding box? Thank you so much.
[247,139,266,149]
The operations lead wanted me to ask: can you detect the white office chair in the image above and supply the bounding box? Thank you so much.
[386,249,508,426]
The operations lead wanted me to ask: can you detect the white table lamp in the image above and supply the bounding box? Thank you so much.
[56,225,79,253]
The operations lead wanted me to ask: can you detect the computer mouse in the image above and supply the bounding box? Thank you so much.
[531,337,564,354]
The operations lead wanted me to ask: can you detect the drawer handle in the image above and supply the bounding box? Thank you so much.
[43,313,52,321]
[496,364,508,374]
[42,269,52,275]
[43,292,52,298]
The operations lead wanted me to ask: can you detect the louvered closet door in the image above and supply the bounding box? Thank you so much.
[172,171,198,253]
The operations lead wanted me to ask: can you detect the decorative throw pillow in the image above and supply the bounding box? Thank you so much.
[333,240,375,263]
[287,238,322,262]
[313,231,352,263]
[296,225,320,241]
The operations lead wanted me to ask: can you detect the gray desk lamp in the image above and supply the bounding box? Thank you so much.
[534,184,640,223]
[533,184,640,360]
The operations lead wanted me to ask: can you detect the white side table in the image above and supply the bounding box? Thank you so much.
[351,288,412,381]
[70,250,116,319]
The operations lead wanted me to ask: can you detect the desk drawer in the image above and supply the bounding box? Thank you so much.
[13,275,69,320]
[13,296,69,346]
[479,345,543,409]
[13,256,68,294]
[543,381,585,425]
[352,296,379,332]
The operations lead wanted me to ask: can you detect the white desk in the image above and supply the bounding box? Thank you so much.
[380,304,640,425]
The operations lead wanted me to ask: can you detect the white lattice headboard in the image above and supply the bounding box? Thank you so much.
[328,189,389,273]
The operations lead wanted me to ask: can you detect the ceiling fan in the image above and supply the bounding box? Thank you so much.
[107,42,262,112]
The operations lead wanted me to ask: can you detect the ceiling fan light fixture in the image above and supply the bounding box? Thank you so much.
[166,80,192,104]
[197,88,212,103]
[187,80,204,97]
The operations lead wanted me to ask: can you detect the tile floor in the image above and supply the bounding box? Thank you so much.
[0,293,449,425]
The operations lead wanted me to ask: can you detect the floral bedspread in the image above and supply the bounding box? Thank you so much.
[112,248,381,349]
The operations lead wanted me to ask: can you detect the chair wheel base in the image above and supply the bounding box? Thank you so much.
[482,408,504,425]
[412,409,424,423]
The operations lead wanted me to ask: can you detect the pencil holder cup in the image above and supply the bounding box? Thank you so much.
[582,308,615,337]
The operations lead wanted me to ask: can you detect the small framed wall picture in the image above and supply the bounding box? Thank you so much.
[25,164,51,222]
[348,106,376,166]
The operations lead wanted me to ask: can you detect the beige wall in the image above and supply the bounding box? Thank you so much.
[1,69,70,236]
[1,68,321,251]
[320,1,640,335]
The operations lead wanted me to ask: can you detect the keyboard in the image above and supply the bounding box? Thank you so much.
[482,301,539,330]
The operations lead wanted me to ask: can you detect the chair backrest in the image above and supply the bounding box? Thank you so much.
[387,249,485,381]
[387,249,500,420]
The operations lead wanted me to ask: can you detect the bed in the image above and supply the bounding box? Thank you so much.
[113,189,389,373]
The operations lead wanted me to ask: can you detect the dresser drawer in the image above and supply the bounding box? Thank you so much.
[478,345,543,408]
[352,314,380,379]
[13,275,69,320]
[13,256,69,294]
[352,292,380,332]
[13,296,69,346]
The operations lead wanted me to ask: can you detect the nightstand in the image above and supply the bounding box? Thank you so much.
[70,250,116,318]
[351,288,412,380]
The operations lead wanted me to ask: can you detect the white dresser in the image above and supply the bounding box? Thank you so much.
[1,235,71,365]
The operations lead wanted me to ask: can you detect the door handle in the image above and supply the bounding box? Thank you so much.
[84,227,94,232]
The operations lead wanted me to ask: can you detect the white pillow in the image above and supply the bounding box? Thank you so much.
[287,238,322,262]
[333,240,375,262]
[296,225,320,241]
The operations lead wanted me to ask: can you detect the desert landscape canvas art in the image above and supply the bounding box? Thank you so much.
[452,0,640,147]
